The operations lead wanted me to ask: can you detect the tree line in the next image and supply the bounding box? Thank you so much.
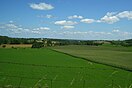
[0,35,132,48]
[110,39,132,47]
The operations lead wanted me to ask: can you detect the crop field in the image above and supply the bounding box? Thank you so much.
[53,45,132,71]
[0,44,32,48]
[0,47,132,88]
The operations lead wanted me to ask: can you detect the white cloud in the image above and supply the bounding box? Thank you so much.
[58,30,132,40]
[55,20,77,26]
[99,11,132,24]
[30,2,54,10]
[31,31,41,34]
[5,24,18,29]
[1,22,132,40]
[112,29,120,32]
[80,19,95,23]
[0,22,51,35]
[39,27,50,30]
[37,14,54,19]
[23,29,30,32]
[9,21,14,23]
[33,27,50,31]
[106,12,117,17]
[46,14,53,18]
[68,15,83,19]
[79,11,132,24]
[96,20,102,23]
[0,23,31,34]
[40,27,50,30]
[61,26,74,29]
[2,23,23,34]
[117,11,132,20]
[100,15,119,24]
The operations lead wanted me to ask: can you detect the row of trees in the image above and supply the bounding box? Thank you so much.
[0,36,36,44]
[31,40,106,48]
[110,39,132,47]
[0,36,104,46]
[0,36,132,48]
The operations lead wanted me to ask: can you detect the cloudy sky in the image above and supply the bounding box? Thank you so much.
[0,0,132,40]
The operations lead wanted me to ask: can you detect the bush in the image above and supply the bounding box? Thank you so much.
[2,45,6,48]
[11,46,17,49]
[31,42,44,48]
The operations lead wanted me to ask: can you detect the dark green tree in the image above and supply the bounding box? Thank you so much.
[2,45,6,48]
[31,42,44,48]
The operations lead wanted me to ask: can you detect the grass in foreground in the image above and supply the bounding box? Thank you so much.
[0,48,132,88]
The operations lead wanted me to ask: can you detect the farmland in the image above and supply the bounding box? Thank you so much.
[53,45,132,71]
[0,44,32,48]
[0,47,132,88]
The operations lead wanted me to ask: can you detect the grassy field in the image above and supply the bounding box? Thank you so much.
[52,45,132,71]
[0,47,132,88]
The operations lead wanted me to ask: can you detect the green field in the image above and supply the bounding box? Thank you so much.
[53,45,132,71]
[0,47,132,88]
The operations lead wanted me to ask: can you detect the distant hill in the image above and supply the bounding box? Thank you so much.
[0,35,104,46]
[0,35,132,47]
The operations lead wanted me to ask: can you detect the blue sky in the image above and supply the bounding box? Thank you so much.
[0,0,132,40]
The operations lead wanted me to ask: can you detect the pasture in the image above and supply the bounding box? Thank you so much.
[0,47,132,88]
